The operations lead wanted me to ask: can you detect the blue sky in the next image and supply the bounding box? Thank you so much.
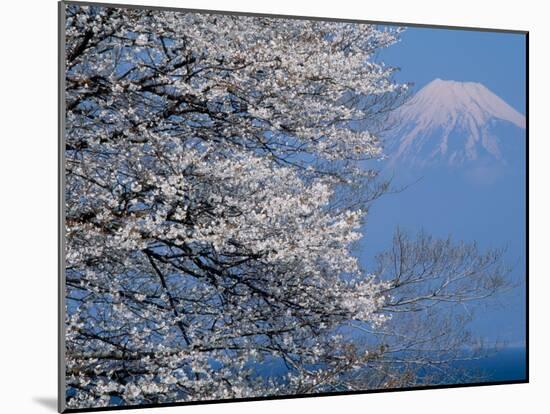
[359,26,527,349]
[378,26,526,113]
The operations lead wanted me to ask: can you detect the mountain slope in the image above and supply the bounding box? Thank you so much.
[387,79,526,167]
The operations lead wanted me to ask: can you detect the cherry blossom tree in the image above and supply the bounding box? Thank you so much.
[63,4,507,410]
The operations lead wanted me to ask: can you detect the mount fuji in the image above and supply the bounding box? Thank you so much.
[355,81,526,354]
[386,79,526,168]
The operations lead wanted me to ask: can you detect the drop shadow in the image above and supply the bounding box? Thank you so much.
[33,397,57,412]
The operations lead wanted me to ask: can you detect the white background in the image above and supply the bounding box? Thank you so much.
[0,0,546,412]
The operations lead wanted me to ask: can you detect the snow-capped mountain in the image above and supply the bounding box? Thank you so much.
[387,79,526,167]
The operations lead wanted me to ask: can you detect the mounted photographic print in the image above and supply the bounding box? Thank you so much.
[59,1,528,412]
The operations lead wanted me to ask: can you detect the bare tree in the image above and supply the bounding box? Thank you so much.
[339,229,510,391]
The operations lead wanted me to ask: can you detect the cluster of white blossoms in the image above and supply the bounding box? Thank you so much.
[64,4,406,409]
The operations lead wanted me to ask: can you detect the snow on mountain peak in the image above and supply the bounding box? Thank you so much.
[401,79,525,128]
[389,79,526,166]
